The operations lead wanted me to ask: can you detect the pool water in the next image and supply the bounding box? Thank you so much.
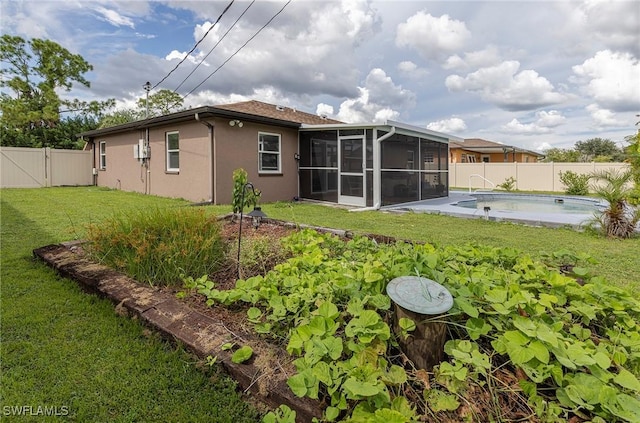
[456,195,602,215]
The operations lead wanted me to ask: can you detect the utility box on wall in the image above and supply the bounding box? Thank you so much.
[133,139,150,160]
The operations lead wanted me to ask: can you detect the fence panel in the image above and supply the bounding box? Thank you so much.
[449,162,629,192]
[0,147,46,188]
[1,147,92,188]
[50,148,93,186]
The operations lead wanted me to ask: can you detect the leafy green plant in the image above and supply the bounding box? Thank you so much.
[86,207,225,285]
[232,168,261,214]
[589,168,639,238]
[232,346,254,364]
[559,170,590,195]
[191,229,640,422]
[497,176,517,191]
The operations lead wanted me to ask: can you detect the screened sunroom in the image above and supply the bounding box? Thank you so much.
[298,121,459,208]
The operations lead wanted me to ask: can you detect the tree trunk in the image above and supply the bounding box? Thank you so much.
[392,302,447,371]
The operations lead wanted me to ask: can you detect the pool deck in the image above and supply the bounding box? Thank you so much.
[382,191,599,229]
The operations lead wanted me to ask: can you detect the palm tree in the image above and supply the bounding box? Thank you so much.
[590,168,639,238]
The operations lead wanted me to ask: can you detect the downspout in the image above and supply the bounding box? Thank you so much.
[89,139,97,186]
[349,126,396,212]
[195,113,215,203]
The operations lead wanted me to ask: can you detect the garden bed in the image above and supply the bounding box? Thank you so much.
[35,216,640,423]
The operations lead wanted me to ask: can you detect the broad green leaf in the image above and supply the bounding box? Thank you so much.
[399,317,416,333]
[246,307,262,322]
[507,344,535,365]
[342,378,381,398]
[536,325,559,347]
[465,317,492,340]
[529,340,550,364]
[382,364,407,385]
[324,336,344,360]
[613,368,640,391]
[309,316,327,336]
[503,330,530,346]
[315,301,340,320]
[231,345,253,364]
[287,373,309,397]
[424,389,460,412]
[373,408,409,423]
[593,351,611,370]
[453,297,479,318]
[312,361,332,386]
[325,406,340,421]
[485,288,508,303]
[512,316,537,337]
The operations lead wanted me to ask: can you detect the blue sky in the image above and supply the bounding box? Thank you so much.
[2,0,639,151]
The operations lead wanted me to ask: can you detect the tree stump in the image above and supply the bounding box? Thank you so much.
[386,276,453,371]
[392,304,447,371]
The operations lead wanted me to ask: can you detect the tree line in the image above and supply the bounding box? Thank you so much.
[0,35,183,149]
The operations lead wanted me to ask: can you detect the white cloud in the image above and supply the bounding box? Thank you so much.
[571,50,640,112]
[446,61,567,111]
[397,60,429,79]
[501,110,567,135]
[333,68,415,123]
[427,117,467,133]
[94,6,135,29]
[316,103,334,118]
[396,11,470,60]
[442,45,502,71]
[585,104,626,128]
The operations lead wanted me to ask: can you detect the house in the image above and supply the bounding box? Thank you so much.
[80,100,461,207]
[449,138,544,163]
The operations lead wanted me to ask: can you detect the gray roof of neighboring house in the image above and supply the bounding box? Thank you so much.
[450,138,544,157]
[78,100,342,139]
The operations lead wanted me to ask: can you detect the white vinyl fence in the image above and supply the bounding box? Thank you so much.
[449,162,630,192]
[1,147,93,188]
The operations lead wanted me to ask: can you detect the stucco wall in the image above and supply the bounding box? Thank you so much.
[93,118,299,204]
[213,118,299,204]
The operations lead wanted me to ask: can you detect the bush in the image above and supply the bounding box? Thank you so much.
[559,170,590,195]
[232,168,261,214]
[86,208,225,285]
[497,176,517,191]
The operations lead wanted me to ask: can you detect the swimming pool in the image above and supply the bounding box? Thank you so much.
[454,193,604,215]
[385,192,607,228]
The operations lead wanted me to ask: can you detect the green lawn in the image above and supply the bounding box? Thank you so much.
[2,187,638,421]
[1,188,258,422]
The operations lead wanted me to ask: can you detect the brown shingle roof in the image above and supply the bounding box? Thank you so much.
[450,138,507,148]
[213,100,342,125]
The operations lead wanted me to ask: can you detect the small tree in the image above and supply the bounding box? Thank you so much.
[231,168,261,215]
[590,168,639,238]
[559,170,590,195]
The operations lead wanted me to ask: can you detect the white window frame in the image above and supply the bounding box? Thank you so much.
[166,131,179,172]
[258,132,281,173]
[99,141,106,170]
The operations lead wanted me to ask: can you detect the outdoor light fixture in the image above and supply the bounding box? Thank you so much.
[237,182,267,279]
[229,119,243,127]
[483,206,491,220]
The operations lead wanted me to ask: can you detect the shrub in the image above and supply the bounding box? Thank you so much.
[497,176,517,191]
[559,170,590,195]
[590,168,640,238]
[86,207,225,285]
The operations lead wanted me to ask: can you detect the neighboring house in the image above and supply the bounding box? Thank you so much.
[80,100,460,207]
[449,138,544,163]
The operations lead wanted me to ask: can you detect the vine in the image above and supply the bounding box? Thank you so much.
[187,229,640,422]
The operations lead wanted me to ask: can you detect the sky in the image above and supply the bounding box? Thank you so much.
[2,0,639,151]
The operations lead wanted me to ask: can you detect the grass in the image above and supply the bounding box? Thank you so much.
[1,187,258,422]
[2,187,638,421]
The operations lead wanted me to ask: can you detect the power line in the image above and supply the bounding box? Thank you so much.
[181,0,292,101]
[173,0,255,93]
[152,0,235,90]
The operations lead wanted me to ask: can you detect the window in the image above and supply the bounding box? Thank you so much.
[482,155,490,163]
[99,141,106,170]
[166,131,179,172]
[258,132,281,173]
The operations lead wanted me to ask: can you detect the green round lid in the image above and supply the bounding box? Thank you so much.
[386,276,453,315]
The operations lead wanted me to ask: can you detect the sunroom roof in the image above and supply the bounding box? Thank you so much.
[300,120,463,143]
